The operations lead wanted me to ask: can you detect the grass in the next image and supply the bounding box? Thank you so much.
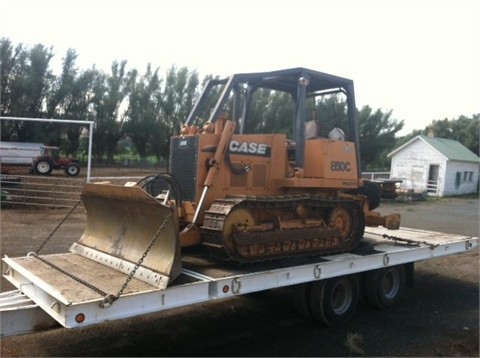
[381,192,478,207]
[446,193,479,200]
[424,193,479,204]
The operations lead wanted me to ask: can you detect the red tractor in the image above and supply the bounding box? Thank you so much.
[32,146,81,177]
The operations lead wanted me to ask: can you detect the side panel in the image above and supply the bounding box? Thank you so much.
[174,133,287,223]
[304,139,358,181]
[225,133,287,195]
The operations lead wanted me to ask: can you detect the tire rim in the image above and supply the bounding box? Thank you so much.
[36,161,50,173]
[67,166,78,175]
[382,269,400,299]
[330,280,353,314]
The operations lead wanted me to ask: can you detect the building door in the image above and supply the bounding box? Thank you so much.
[427,164,440,195]
[411,166,424,192]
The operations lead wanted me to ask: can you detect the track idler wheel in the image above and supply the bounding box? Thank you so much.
[329,207,353,241]
[223,207,256,256]
[328,203,364,249]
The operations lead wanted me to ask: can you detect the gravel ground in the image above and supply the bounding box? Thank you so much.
[0,194,478,357]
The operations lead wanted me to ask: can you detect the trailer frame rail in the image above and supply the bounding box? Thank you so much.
[1,226,478,337]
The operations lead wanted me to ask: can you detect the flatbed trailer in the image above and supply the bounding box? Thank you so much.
[1,226,478,337]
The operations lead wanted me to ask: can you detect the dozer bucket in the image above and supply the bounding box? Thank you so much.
[70,183,182,289]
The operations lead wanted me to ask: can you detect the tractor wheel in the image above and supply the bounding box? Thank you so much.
[65,163,80,176]
[33,158,53,175]
[358,181,382,210]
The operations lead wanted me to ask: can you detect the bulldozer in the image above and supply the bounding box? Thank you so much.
[73,68,400,289]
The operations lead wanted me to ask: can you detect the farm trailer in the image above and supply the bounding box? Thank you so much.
[0,141,81,176]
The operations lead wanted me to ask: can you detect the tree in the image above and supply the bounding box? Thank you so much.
[41,48,79,147]
[62,68,97,156]
[150,66,199,160]
[0,39,54,141]
[125,64,163,158]
[247,89,294,136]
[428,115,479,154]
[357,106,404,170]
[0,38,22,139]
[90,61,129,160]
[1,41,95,154]
[161,66,199,130]
[453,114,479,155]
[398,114,479,156]
[311,95,350,138]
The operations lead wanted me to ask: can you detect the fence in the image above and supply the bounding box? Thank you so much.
[361,172,390,181]
[1,171,395,209]
[81,157,169,171]
[1,175,84,209]
[0,174,143,209]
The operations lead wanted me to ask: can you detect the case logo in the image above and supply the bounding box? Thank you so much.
[228,140,271,157]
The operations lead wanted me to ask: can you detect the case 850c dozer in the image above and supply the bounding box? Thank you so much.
[73,68,400,290]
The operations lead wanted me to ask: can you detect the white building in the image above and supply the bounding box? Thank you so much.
[387,135,480,196]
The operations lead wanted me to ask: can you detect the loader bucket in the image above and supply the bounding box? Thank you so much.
[70,183,182,289]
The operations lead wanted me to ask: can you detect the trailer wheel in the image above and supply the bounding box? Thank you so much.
[310,275,359,326]
[292,283,312,319]
[33,158,53,175]
[364,265,406,310]
[65,163,80,176]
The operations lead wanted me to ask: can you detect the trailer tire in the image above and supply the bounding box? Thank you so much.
[65,163,80,176]
[310,275,360,326]
[33,158,53,175]
[364,265,406,310]
[292,283,312,319]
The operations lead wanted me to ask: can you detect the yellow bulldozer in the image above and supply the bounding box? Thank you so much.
[73,68,400,289]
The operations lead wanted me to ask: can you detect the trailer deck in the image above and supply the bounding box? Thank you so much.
[1,226,478,337]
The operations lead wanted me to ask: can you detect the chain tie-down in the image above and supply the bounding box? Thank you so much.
[29,198,174,308]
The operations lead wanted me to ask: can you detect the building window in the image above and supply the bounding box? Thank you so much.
[455,172,461,188]
[463,171,468,181]
[469,172,474,181]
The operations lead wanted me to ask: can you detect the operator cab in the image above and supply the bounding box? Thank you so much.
[183,67,360,177]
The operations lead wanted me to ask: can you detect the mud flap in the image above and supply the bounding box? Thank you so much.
[70,183,182,289]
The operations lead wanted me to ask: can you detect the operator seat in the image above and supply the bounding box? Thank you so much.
[328,127,345,141]
[305,120,321,139]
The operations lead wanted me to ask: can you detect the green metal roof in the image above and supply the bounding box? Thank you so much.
[418,135,480,162]
[389,135,480,163]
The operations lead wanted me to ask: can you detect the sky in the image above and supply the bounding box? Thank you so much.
[1,0,478,135]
